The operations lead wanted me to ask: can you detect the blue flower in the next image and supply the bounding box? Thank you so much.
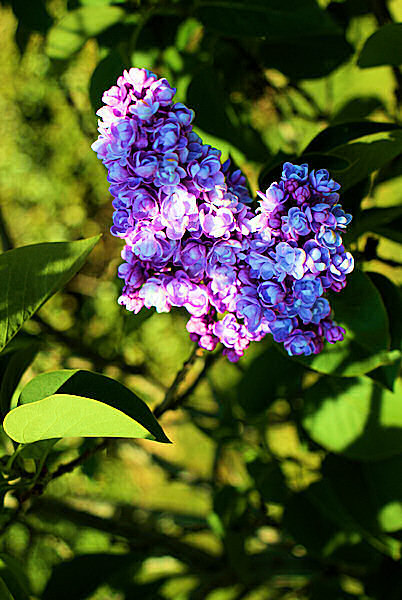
[282,207,311,238]
[282,162,308,183]
[293,275,323,308]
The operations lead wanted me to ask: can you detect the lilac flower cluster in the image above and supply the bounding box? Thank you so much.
[92,68,354,361]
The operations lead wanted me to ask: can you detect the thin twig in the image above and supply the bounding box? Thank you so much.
[153,344,203,418]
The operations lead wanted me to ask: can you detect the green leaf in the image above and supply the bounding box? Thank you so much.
[295,269,397,377]
[0,334,39,418]
[259,35,352,80]
[196,0,343,39]
[46,6,125,59]
[347,206,402,241]
[237,345,304,415]
[0,578,14,600]
[0,555,31,600]
[304,121,401,154]
[367,273,402,391]
[187,65,269,162]
[247,458,288,503]
[10,0,52,33]
[302,376,402,460]
[0,236,100,353]
[322,454,402,535]
[89,50,125,111]
[358,23,402,69]
[329,130,402,190]
[4,393,168,443]
[331,97,385,125]
[18,369,169,443]
[42,553,142,600]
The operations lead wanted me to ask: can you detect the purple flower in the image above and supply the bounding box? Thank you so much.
[304,240,331,274]
[322,319,345,343]
[258,281,285,306]
[188,154,225,191]
[161,186,198,240]
[282,162,308,183]
[272,242,306,281]
[180,241,207,280]
[213,314,242,348]
[329,251,354,281]
[282,207,310,238]
[284,330,318,356]
[131,188,159,220]
[199,205,235,238]
[93,67,354,361]
[331,205,352,229]
[293,275,323,308]
[316,227,343,253]
[139,277,170,312]
[309,169,341,195]
[269,318,296,343]
[154,152,186,188]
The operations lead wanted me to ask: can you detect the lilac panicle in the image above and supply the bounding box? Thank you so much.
[93,67,354,361]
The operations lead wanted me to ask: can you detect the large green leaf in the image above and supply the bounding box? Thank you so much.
[347,206,402,241]
[358,23,402,69]
[46,6,125,59]
[0,236,100,353]
[304,121,401,154]
[295,269,397,377]
[302,376,402,460]
[18,369,168,442]
[4,393,168,443]
[3,369,169,444]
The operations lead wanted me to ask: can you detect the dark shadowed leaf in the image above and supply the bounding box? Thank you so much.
[329,130,402,190]
[302,376,402,460]
[0,334,39,418]
[247,458,288,503]
[304,121,401,154]
[196,0,344,39]
[331,97,385,124]
[358,23,402,68]
[10,0,52,33]
[46,6,125,59]
[0,236,100,353]
[367,273,402,391]
[347,206,402,241]
[187,66,269,162]
[0,555,31,600]
[89,50,126,111]
[237,345,304,414]
[259,35,352,80]
[42,553,142,600]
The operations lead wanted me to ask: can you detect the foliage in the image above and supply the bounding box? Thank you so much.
[0,0,401,599]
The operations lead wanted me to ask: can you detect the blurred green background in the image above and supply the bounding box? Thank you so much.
[0,0,401,598]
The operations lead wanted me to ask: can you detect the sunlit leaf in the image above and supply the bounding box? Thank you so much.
[302,376,402,460]
[0,236,100,353]
[46,6,125,59]
[17,369,169,443]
